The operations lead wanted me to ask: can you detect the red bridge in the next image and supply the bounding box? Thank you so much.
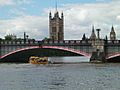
[1,40,120,62]
[0,40,92,62]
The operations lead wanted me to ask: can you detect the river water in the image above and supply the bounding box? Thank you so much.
[0,57,120,90]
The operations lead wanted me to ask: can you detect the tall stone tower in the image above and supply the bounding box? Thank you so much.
[110,26,116,40]
[49,10,64,41]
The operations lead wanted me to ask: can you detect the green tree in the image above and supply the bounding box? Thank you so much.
[43,37,51,41]
[5,35,12,41]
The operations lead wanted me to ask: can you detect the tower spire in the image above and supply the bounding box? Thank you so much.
[111,25,114,32]
[55,0,58,12]
[49,11,52,18]
[90,25,96,40]
[110,25,116,40]
[61,11,64,19]
[92,25,95,33]
[54,0,59,17]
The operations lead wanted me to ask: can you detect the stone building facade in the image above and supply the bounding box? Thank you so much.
[49,11,64,41]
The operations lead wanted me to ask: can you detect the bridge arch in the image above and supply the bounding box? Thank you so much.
[0,46,91,62]
[106,53,120,60]
[106,53,120,62]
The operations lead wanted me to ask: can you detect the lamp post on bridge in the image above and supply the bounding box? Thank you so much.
[96,29,101,52]
[96,29,101,39]
[24,32,26,43]
[24,32,29,43]
[38,41,43,48]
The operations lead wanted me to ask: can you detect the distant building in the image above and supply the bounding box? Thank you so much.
[90,25,96,40]
[110,26,116,40]
[49,10,64,41]
[82,33,87,40]
[5,34,17,40]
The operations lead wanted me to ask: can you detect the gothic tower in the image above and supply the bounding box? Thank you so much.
[49,10,64,41]
[110,26,116,40]
[90,25,96,40]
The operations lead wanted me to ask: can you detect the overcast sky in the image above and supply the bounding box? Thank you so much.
[0,0,120,40]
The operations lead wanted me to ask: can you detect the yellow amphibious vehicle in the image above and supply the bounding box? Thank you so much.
[29,56,48,64]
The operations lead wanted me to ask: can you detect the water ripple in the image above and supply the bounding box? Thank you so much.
[0,61,120,90]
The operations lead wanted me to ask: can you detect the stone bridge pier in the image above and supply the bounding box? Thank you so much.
[90,29,106,62]
[90,39,106,62]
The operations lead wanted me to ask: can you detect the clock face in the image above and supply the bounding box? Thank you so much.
[111,34,114,37]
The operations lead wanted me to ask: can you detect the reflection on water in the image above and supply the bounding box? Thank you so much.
[0,57,120,90]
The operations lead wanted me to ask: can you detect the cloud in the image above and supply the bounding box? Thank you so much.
[0,0,120,40]
[15,0,32,4]
[61,1,120,39]
[0,0,14,6]
[0,0,32,6]
[0,15,48,40]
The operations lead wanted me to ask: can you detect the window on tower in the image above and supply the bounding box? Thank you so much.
[59,27,62,32]
[52,27,56,32]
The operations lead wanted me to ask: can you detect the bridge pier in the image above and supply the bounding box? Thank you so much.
[90,50,106,63]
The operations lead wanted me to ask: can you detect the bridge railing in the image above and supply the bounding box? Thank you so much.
[0,41,37,45]
[43,40,92,44]
[0,40,92,45]
[1,39,120,45]
[104,40,120,45]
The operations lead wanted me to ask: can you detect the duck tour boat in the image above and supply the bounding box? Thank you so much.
[29,56,49,64]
